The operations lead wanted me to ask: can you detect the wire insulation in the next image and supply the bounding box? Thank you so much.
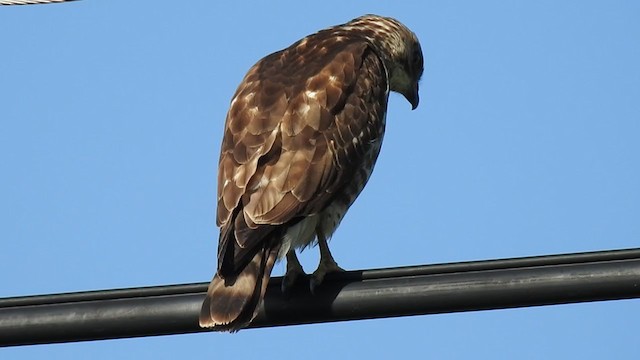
[1,248,639,347]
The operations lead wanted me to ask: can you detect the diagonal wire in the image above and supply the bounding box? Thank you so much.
[1,247,639,347]
[0,0,76,5]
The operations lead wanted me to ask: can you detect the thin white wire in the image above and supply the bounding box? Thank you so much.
[1,0,75,5]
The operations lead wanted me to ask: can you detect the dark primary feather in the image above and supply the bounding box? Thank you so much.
[201,236,280,331]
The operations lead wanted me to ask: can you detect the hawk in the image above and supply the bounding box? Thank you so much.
[200,14,423,331]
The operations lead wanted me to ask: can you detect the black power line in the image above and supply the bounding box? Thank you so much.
[1,248,639,347]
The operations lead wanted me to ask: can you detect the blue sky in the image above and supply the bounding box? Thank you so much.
[1,0,639,358]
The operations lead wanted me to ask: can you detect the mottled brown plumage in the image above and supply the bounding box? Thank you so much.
[200,14,423,331]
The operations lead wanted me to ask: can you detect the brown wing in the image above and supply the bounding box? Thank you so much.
[216,35,389,276]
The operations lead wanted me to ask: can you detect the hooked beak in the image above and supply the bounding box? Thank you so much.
[403,82,419,110]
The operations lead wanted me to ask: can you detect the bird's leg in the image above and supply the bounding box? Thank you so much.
[281,249,306,295]
[310,230,345,294]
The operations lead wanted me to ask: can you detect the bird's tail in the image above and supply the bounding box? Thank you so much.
[199,241,280,332]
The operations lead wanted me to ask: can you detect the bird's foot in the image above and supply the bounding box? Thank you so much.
[281,253,306,296]
[310,259,345,294]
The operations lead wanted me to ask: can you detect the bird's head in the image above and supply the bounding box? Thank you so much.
[345,15,424,110]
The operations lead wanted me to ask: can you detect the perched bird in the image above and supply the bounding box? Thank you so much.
[200,14,423,331]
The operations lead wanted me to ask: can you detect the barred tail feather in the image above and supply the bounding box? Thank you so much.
[199,242,280,332]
